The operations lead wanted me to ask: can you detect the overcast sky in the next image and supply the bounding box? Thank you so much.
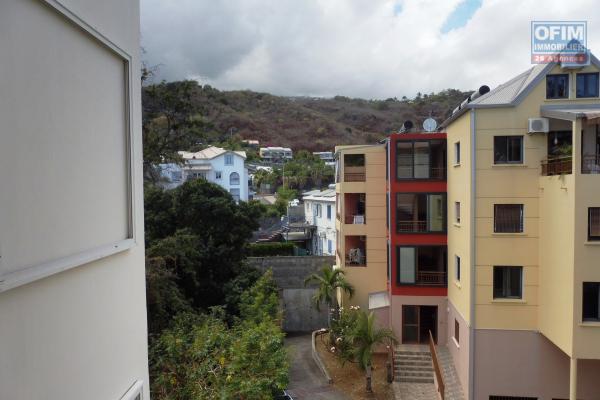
[141,0,600,99]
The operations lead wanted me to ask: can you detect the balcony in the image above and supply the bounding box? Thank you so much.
[397,246,447,286]
[344,154,366,182]
[396,139,446,180]
[582,153,600,174]
[345,235,366,266]
[344,193,366,224]
[396,193,446,233]
[541,155,572,176]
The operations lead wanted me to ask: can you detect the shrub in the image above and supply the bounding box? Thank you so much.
[247,242,295,257]
[328,305,361,365]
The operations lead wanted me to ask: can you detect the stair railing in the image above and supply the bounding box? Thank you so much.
[428,330,445,400]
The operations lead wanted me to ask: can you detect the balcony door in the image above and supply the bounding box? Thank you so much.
[402,305,438,344]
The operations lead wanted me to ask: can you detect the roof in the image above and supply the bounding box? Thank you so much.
[302,188,336,202]
[178,146,246,160]
[441,48,600,128]
[540,104,600,121]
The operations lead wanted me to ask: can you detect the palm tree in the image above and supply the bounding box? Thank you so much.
[349,311,397,393]
[304,265,354,324]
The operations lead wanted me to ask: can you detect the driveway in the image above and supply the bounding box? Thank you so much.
[285,333,347,400]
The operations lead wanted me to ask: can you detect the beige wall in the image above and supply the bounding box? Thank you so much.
[0,1,149,399]
[335,145,388,312]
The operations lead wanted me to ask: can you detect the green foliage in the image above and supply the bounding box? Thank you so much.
[304,266,355,312]
[329,306,360,365]
[348,311,397,371]
[247,242,295,257]
[149,273,289,400]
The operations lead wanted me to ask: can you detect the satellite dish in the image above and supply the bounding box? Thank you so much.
[423,118,437,132]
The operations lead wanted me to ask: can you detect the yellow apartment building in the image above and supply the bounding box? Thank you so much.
[442,53,600,399]
[334,145,389,322]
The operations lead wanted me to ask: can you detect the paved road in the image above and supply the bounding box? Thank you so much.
[285,333,347,400]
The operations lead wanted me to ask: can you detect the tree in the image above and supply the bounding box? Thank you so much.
[349,311,397,393]
[304,266,354,325]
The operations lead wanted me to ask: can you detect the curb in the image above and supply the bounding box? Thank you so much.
[311,329,333,384]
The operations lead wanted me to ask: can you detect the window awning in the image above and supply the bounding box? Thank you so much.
[541,106,600,122]
[368,291,390,310]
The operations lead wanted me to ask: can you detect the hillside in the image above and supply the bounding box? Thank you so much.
[142,81,471,152]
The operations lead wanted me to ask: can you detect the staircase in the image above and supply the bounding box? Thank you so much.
[394,349,434,383]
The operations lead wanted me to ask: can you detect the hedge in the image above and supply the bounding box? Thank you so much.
[247,242,296,257]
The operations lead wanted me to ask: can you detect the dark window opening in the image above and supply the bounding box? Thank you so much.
[583,282,600,322]
[546,74,569,99]
[454,319,459,344]
[494,204,524,233]
[493,266,523,299]
[588,208,600,241]
[397,246,447,286]
[576,72,599,98]
[396,193,446,233]
[494,136,523,164]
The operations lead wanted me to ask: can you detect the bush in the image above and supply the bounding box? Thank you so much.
[329,305,361,365]
[247,242,295,257]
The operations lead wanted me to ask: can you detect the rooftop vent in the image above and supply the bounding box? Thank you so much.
[452,85,490,115]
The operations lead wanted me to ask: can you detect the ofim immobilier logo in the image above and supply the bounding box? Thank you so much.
[531,21,589,65]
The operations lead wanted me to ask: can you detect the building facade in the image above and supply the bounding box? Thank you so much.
[259,146,293,162]
[159,146,249,201]
[303,189,336,256]
[335,145,389,318]
[0,1,149,399]
[442,57,600,400]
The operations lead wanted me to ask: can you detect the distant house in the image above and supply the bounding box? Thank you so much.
[303,188,336,255]
[312,151,336,166]
[158,146,249,201]
[242,139,260,147]
[259,146,293,162]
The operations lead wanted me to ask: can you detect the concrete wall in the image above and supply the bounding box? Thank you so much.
[247,256,335,332]
[0,1,149,399]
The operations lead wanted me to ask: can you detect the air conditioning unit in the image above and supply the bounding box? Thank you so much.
[528,117,549,133]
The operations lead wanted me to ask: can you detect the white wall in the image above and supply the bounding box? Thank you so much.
[304,199,336,255]
[0,1,149,399]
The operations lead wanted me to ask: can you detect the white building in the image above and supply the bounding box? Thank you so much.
[259,146,293,162]
[159,146,249,201]
[303,188,336,256]
[0,1,149,399]
[313,151,336,166]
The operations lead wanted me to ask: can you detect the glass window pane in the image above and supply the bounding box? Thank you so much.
[403,305,418,324]
[397,194,416,232]
[493,267,504,298]
[397,142,413,178]
[399,247,416,284]
[427,194,445,231]
[547,74,569,99]
[494,136,508,163]
[494,204,523,233]
[577,73,599,98]
[509,267,522,298]
[507,136,523,162]
[414,142,430,178]
[589,208,600,239]
[583,282,600,321]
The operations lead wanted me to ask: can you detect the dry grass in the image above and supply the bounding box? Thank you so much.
[315,334,394,400]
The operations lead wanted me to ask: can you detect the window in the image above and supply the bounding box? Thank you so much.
[327,204,332,220]
[494,204,523,233]
[546,74,569,99]
[455,255,461,281]
[171,171,182,182]
[576,72,599,98]
[328,239,333,254]
[454,141,461,165]
[583,282,600,321]
[396,193,446,233]
[229,172,240,185]
[225,154,234,165]
[215,171,222,180]
[493,266,523,299]
[316,204,322,217]
[230,188,240,202]
[397,246,447,286]
[396,140,446,180]
[588,208,600,240]
[454,319,459,344]
[455,202,461,224]
[494,136,523,164]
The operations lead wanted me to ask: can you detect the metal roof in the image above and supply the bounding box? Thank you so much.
[179,146,246,160]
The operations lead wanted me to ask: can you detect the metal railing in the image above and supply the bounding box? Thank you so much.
[345,253,366,266]
[429,330,445,400]
[344,172,366,182]
[416,271,447,286]
[582,154,600,174]
[397,220,427,232]
[541,155,572,176]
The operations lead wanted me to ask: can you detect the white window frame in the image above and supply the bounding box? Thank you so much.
[225,154,234,165]
[215,171,222,180]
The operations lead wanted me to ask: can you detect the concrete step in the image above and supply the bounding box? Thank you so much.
[397,370,434,378]
[394,366,433,373]
[395,351,431,356]
[395,376,435,384]
[395,360,432,367]
[394,356,432,362]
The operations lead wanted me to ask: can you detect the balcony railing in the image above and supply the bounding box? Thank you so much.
[344,172,366,182]
[416,271,446,286]
[346,254,366,266]
[541,156,572,176]
[397,220,427,232]
[345,214,366,224]
[582,154,600,174]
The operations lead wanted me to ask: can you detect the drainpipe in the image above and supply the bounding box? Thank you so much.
[469,109,477,400]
